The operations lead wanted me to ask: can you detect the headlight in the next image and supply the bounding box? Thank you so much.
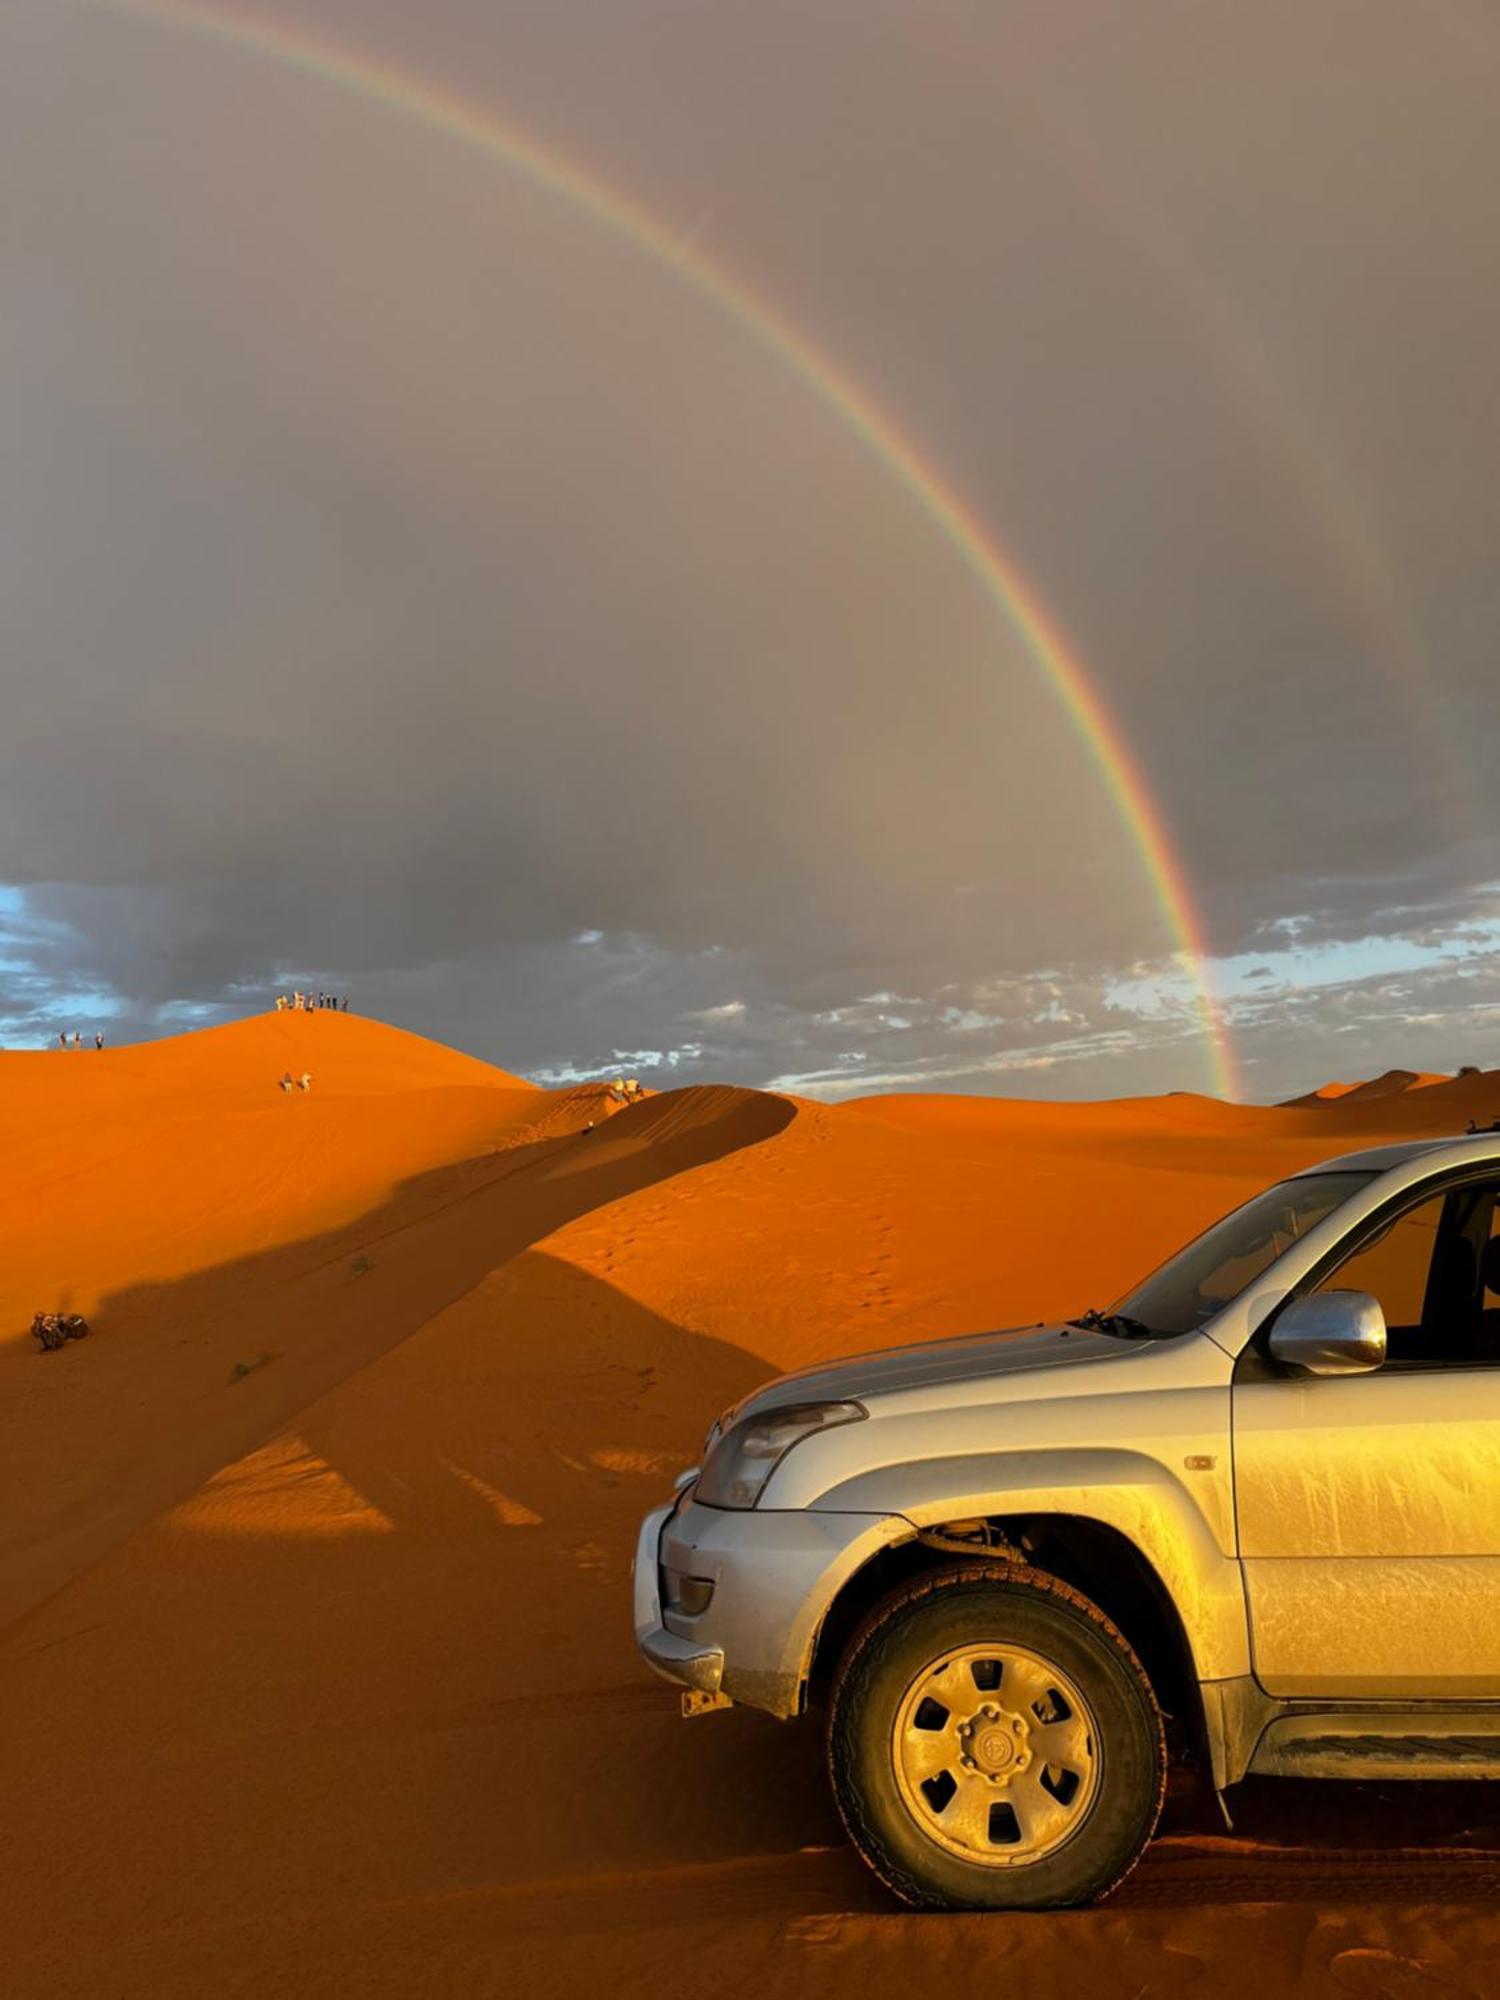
[695,1400,866,1509]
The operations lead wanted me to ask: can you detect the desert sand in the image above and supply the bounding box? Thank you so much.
[4,1013,1500,1997]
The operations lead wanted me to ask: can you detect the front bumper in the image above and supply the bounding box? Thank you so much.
[632,1493,908,1717]
[633,1504,727,1694]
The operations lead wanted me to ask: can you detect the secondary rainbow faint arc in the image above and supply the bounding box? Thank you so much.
[85,0,1240,1099]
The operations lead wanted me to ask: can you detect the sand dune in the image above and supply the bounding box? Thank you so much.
[1338,1067,1451,1100]
[4,1016,1500,1996]
[1281,1066,1462,1109]
[1282,1079,1362,1104]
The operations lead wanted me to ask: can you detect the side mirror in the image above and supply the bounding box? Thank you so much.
[1268,1290,1387,1377]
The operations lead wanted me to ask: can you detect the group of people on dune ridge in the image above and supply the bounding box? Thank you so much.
[275,991,348,1012]
[580,1076,647,1132]
[54,1029,104,1050]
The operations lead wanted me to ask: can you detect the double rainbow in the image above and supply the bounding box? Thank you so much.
[80,0,1239,1098]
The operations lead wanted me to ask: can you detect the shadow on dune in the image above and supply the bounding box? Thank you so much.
[0,1085,795,1634]
[197,1247,850,1891]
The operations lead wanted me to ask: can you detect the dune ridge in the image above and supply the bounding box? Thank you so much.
[1281,1066,1455,1108]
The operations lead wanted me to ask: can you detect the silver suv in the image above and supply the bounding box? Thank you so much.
[633,1131,1500,1908]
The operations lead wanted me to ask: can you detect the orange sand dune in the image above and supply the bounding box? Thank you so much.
[1282,1066,1459,1109]
[3,1017,1500,1997]
[1283,1079,1361,1104]
[1327,1066,1450,1102]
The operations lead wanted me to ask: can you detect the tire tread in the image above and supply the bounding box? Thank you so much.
[827,1560,1166,1910]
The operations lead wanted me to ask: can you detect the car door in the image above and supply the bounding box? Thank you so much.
[1233,1173,1500,1698]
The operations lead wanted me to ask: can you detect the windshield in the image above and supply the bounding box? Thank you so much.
[1109,1170,1375,1336]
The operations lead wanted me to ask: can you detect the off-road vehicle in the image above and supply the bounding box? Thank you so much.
[633,1132,1500,1907]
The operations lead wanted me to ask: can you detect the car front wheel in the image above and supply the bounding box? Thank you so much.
[828,1561,1165,1909]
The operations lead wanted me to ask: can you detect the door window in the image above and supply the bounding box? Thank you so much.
[1314,1180,1500,1365]
[1485,1201,1500,1342]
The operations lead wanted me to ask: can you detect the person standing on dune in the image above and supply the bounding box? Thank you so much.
[57,1030,67,1049]
[94,1031,103,1051]
[297,1072,312,1092]
[72,1031,81,1049]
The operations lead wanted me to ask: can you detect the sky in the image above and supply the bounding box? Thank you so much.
[4,0,1499,1102]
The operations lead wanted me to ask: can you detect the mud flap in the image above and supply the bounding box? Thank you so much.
[681,1689,734,1717]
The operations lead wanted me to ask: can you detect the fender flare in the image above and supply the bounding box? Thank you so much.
[811,1446,1250,1684]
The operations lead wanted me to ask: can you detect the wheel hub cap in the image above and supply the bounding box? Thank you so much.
[891,1642,1099,1867]
[960,1705,1028,1778]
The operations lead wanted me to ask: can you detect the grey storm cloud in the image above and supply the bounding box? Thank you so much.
[3,0,1499,1098]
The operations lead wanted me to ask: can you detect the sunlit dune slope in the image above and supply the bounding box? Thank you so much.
[1282,1078,1360,1104]
[1323,1066,1450,1102]
[2,1004,529,1100]
[0,1012,539,1337]
[1281,1066,1478,1110]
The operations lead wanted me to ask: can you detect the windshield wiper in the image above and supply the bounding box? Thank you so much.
[1070,1307,1159,1340]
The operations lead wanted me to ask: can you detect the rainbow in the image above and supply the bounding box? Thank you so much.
[990,77,1473,849]
[77,0,1239,1098]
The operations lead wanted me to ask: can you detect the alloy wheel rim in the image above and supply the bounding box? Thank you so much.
[891,1642,1099,1866]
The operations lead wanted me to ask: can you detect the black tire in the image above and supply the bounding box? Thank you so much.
[828,1562,1165,1910]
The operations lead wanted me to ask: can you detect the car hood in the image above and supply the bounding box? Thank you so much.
[730,1321,1128,1425]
